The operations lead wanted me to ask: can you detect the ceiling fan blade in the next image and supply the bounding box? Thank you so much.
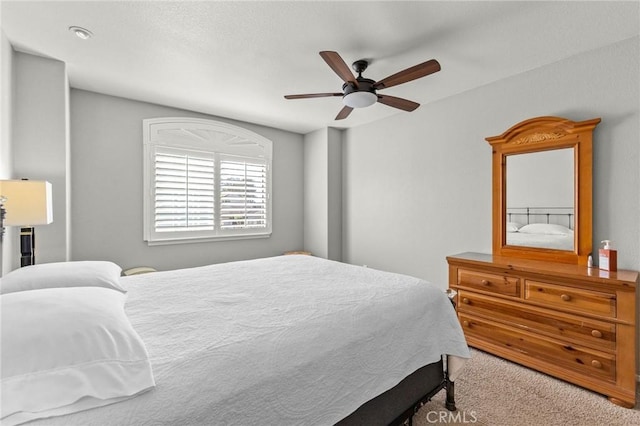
[373,59,440,90]
[335,106,353,120]
[284,93,343,99]
[319,51,358,88]
[377,95,420,112]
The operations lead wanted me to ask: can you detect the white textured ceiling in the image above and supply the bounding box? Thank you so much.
[1,1,638,134]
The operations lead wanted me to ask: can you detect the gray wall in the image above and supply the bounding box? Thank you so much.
[0,30,14,274]
[6,51,70,270]
[303,127,342,260]
[342,36,639,288]
[304,128,328,257]
[70,89,304,271]
[326,127,342,261]
[507,148,574,211]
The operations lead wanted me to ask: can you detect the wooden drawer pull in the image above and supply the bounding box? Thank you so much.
[462,320,470,327]
[591,360,602,369]
[560,294,572,302]
[591,330,603,338]
[481,279,491,286]
[462,297,470,304]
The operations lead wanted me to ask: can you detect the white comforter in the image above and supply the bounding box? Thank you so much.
[33,255,469,425]
[507,231,574,250]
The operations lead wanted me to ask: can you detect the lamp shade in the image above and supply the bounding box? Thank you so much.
[0,180,53,226]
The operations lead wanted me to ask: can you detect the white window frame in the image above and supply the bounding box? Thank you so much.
[143,117,272,245]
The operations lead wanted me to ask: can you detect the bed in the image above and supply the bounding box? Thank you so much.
[1,255,470,425]
[506,207,575,251]
[506,223,574,250]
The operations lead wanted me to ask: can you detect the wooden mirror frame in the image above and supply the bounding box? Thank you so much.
[486,116,601,265]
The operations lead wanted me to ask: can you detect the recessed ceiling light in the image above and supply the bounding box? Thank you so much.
[69,26,93,40]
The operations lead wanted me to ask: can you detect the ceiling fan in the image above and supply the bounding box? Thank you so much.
[284,51,440,120]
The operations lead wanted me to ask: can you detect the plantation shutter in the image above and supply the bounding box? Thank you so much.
[144,118,272,244]
[154,148,215,232]
[219,157,268,230]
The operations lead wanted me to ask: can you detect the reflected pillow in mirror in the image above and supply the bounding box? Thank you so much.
[506,222,523,233]
[518,223,573,235]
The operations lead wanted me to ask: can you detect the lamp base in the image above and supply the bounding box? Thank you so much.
[20,227,35,267]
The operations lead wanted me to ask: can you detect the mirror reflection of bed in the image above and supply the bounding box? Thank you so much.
[505,147,574,251]
[506,207,574,250]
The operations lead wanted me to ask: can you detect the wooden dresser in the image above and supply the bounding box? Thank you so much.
[447,252,638,408]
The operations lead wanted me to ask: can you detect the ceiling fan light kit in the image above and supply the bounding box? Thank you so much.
[342,88,377,108]
[284,51,440,120]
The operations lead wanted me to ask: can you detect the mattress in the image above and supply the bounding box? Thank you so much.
[28,255,469,425]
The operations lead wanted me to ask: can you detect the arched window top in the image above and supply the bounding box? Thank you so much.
[144,117,272,159]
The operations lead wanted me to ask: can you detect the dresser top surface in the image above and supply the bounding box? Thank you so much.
[447,252,638,286]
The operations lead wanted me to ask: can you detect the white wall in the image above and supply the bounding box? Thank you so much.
[70,89,304,271]
[343,36,640,288]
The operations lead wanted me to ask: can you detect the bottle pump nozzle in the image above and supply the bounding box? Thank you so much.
[601,240,612,249]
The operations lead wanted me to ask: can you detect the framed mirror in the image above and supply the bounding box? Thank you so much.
[486,116,601,265]
[506,148,575,251]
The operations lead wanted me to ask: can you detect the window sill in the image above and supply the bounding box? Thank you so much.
[146,232,271,246]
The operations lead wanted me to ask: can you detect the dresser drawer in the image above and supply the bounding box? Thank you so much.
[458,290,615,351]
[459,313,615,382]
[457,269,520,297]
[525,280,616,317]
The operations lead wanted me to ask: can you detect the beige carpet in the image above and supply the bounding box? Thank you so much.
[413,348,640,426]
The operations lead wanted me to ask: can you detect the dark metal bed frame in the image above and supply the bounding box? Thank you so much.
[388,358,456,426]
[507,206,574,230]
[338,294,459,426]
[337,357,456,426]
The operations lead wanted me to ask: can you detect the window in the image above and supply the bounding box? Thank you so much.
[143,118,272,245]
[153,147,215,233]
[219,157,268,230]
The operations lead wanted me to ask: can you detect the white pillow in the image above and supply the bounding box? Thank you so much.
[518,223,573,235]
[506,222,522,233]
[0,260,125,294]
[0,287,155,425]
